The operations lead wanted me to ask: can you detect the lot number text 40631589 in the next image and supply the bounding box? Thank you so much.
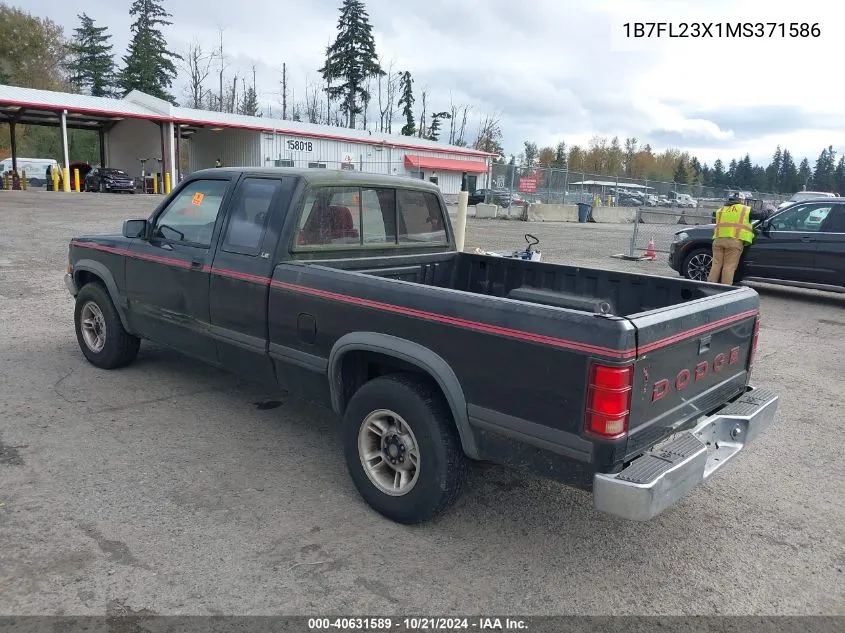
[287,140,313,152]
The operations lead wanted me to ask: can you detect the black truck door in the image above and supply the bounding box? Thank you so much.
[207,175,298,385]
[813,203,845,288]
[744,202,827,283]
[124,176,233,364]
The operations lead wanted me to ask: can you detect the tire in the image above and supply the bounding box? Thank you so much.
[342,374,468,524]
[681,247,712,281]
[74,282,140,369]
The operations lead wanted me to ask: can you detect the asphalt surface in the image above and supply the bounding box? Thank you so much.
[0,191,843,616]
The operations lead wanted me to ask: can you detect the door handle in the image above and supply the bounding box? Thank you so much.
[801,236,813,243]
[190,259,203,270]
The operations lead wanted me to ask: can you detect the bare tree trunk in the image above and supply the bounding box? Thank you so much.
[217,28,225,112]
[417,90,427,138]
[458,105,471,145]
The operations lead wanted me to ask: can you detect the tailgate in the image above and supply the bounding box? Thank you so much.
[623,288,760,459]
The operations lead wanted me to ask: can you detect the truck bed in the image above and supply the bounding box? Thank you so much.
[270,251,759,475]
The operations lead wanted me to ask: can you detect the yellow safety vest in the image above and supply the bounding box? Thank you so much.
[713,204,754,244]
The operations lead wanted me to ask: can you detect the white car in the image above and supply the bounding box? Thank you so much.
[778,191,838,209]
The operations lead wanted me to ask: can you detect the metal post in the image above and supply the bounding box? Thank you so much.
[630,208,640,257]
[9,120,17,176]
[168,121,177,189]
[99,127,106,167]
[61,110,70,192]
[175,125,181,181]
[159,124,166,194]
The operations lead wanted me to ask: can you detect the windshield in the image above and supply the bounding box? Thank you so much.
[104,169,128,176]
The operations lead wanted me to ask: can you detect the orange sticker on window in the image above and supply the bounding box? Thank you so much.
[192,192,204,205]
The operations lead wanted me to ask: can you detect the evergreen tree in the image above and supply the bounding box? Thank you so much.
[690,156,702,180]
[523,141,538,167]
[813,145,837,191]
[624,137,637,175]
[727,159,738,184]
[119,0,181,102]
[553,141,567,169]
[66,13,117,97]
[319,0,384,129]
[834,156,845,195]
[798,158,812,189]
[427,111,450,141]
[397,71,415,136]
[673,158,689,183]
[711,159,725,187]
[766,146,783,192]
[780,150,800,192]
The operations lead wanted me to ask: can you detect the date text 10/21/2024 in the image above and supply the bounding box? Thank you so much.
[307,617,528,631]
[622,22,820,38]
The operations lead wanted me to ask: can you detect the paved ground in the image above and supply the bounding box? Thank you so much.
[1,191,843,616]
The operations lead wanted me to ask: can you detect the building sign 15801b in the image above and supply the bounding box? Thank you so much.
[287,140,313,152]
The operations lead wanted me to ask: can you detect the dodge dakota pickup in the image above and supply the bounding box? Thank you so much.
[64,168,779,524]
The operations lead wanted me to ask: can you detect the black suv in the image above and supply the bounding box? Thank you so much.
[669,198,845,292]
[84,167,136,193]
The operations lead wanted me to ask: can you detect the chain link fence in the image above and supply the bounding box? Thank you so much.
[487,163,791,210]
[629,208,713,257]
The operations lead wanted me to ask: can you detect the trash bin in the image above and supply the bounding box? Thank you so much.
[577,202,592,223]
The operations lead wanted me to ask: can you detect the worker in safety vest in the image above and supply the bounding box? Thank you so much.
[707,193,754,285]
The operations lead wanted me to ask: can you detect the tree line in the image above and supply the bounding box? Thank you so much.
[513,137,845,195]
[1,0,842,195]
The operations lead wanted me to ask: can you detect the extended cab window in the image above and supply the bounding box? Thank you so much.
[222,178,281,255]
[396,189,448,244]
[153,179,228,246]
[296,186,361,247]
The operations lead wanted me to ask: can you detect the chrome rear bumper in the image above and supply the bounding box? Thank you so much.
[593,386,778,521]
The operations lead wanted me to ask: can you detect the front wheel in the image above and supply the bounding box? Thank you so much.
[342,374,468,524]
[681,247,712,281]
[74,282,140,369]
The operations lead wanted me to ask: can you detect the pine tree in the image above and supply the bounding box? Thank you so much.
[834,156,845,195]
[798,158,812,189]
[674,158,689,183]
[766,146,783,192]
[727,159,738,184]
[711,159,725,187]
[623,137,637,175]
[319,0,384,129]
[66,13,117,97]
[119,0,181,102]
[780,150,800,192]
[523,141,538,167]
[553,141,567,169]
[813,145,837,191]
[397,71,415,136]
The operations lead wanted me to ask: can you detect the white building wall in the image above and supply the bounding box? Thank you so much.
[187,128,261,172]
[106,119,164,178]
[259,132,488,195]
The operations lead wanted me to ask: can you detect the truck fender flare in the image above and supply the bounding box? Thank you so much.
[73,259,131,332]
[328,332,480,460]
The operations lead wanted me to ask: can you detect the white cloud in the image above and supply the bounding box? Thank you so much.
[33,0,845,166]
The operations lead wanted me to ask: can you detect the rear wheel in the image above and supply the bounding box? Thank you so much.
[342,374,467,524]
[682,247,712,281]
[74,282,140,369]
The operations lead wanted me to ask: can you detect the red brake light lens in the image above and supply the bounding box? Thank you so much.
[586,363,633,439]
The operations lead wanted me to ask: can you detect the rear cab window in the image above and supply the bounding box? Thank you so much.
[292,184,448,253]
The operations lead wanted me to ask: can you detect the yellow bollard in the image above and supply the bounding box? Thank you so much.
[52,168,59,192]
[73,168,81,192]
[153,173,159,194]
[164,172,171,194]
[21,171,27,191]
[63,168,70,192]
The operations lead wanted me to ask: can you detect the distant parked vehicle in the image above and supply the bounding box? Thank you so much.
[0,157,58,187]
[84,167,136,193]
[778,190,838,209]
[468,188,514,208]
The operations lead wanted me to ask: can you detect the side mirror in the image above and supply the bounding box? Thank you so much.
[122,219,148,239]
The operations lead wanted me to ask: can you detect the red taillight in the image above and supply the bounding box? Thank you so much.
[585,363,633,439]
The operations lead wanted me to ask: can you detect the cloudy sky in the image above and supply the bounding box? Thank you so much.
[36,0,841,167]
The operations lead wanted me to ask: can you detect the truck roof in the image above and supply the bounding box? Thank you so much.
[190,166,445,194]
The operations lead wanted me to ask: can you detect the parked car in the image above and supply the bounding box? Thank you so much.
[778,190,838,209]
[64,168,778,524]
[0,157,58,187]
[469,188,514,208]
[84,167,136,193]
[669,197,845,291]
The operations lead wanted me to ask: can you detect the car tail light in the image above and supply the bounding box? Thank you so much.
[585,362,633,439]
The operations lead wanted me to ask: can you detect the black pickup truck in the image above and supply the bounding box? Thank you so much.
[64,168,779,524]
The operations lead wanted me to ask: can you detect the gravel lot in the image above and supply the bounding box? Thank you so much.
[1,191,843,616]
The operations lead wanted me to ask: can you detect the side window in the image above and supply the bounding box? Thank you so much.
[820,205,845,233]
[770,203,832,232]
[361,188,397,245]
[153,179,229,247]
[396,189,448,244]
[221,178,281,255]
[296,186,361,247]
